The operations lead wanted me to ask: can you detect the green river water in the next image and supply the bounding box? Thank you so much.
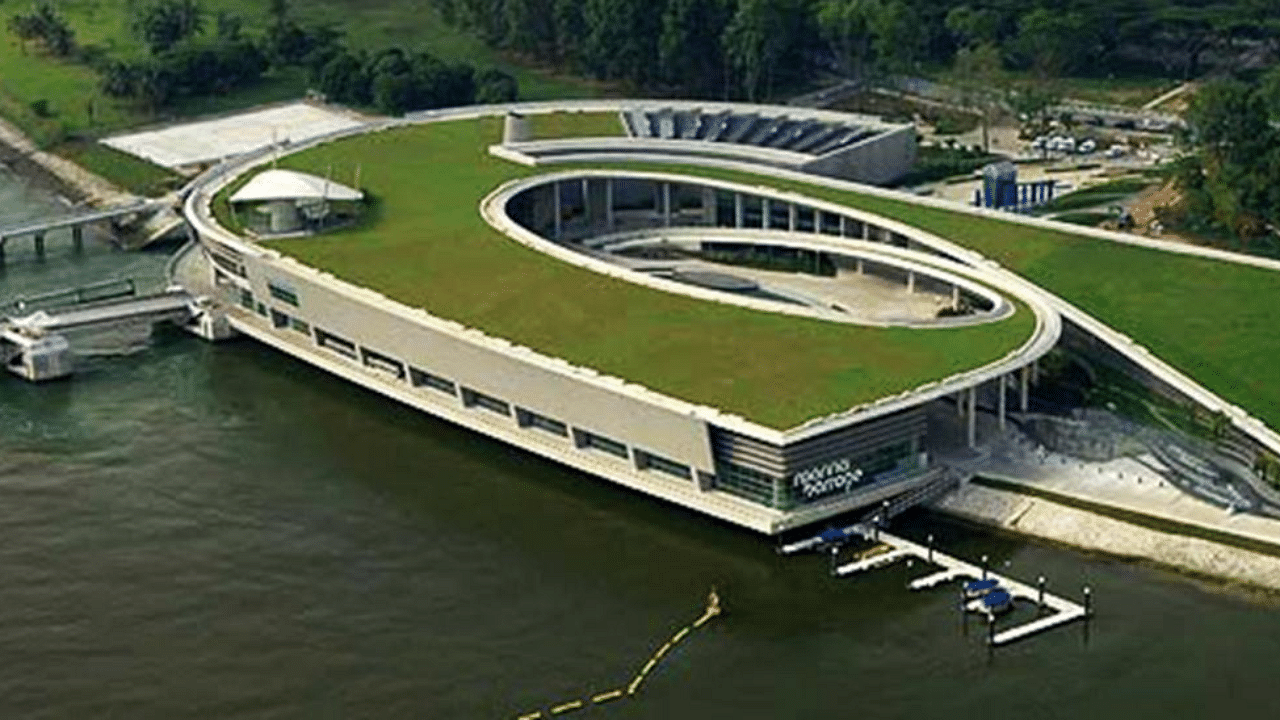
[1,169,1278,719]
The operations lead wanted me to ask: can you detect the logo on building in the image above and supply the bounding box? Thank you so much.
[791,458,863,499]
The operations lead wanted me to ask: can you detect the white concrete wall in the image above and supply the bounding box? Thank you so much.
[237,253,718,474]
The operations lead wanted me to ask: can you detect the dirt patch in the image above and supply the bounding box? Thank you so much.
[1123,181,1200,244]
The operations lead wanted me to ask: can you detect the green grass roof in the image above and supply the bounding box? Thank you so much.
[231,110,1280,436]
[238,116,1034,430]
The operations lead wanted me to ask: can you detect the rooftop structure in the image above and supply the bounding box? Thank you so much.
[177,100,1280,535]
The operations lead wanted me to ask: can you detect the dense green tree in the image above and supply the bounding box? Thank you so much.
[1175,79,1280,239]
[317,51,371,104]
[8,2,74,57]
[867,0,920,75]
[475,68,519,103]
[658,0,729,95]
[724,0,787,100]
[581,0,659,84]
[1014,8,1095,78]
[132,0,203,55]
[816,0,876,79]
[944,5,999,49]
[551,0,585,64]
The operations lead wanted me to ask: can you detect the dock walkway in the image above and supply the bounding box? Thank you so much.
[830,525,1090,647]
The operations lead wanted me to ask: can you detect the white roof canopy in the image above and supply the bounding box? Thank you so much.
[229,169,364,203]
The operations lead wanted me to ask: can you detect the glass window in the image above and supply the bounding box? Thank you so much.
[410,367,457,395]
[516,408,568,437]
[268,282,299,306]
[360,347,406,380]
[462,387,510,416]
[635,449,692,480]
[575,429,628,459]
[315,328,358,359]
[714,460,778,507]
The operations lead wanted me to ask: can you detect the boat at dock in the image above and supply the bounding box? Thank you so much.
[963,578,1001,599]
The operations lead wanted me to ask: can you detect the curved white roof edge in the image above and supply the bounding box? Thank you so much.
[594,230,1012,327]
[483,173,1017,330]
[405,98,906,132]
[181,101,1280,457]
[498,136,818,166]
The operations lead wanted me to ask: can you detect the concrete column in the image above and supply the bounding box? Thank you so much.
[952,284,960,307]
[663,182,672,227]
[553,182,562,240]
[761,198,770,229]
[788,203,797,232]
[957,391,964,417]
[998,375,1007,431]
[856,258,864,275]
[581,178,591,226]
[838,215,847,236]
[906,270,915,294]
[814,210,823,234]
[1032,359,1040,385]
[72,225,84,252]
[33,232,45,258]
[862,221,871,240]
[1020,365,1030,412]
[734,193,743,228]
[701,187,716,226]
[967,386,978,449]
[605,178,615,231]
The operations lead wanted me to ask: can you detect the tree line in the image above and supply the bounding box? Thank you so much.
[7,0,519,118]
[432,0,1280,100]
[1168,67,1280,243]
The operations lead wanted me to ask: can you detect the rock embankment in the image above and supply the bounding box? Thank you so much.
[935,482,1280,591]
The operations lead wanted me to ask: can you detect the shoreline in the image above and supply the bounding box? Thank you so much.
[0,116,132,208]
[934,481,1280,594]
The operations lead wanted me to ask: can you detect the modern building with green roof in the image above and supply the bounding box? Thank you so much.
[179,100,1280,534]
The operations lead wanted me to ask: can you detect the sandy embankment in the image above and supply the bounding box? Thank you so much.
[935,482,1280,592]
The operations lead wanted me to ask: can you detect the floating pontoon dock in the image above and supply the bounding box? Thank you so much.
[821,524,1090,647]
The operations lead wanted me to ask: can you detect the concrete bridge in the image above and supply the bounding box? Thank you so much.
[0,199,167,264]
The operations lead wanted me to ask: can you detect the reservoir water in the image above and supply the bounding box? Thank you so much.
[1,168,1279,718]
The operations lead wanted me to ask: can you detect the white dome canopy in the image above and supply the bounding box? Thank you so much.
[229,168,364,203]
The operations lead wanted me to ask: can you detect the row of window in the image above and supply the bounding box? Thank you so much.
[245,292,696,483]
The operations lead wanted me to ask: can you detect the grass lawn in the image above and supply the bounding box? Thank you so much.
[782,185,1280,434]
[53,141,182,196]
[526,111,624,139]
[247,118,1035,430]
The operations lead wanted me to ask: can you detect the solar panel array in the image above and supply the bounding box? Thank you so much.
[622,107,882,157]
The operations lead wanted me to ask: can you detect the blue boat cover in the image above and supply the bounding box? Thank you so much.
[965,578,999,591]
[983,590,1012,607]
[819,528,846,543]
